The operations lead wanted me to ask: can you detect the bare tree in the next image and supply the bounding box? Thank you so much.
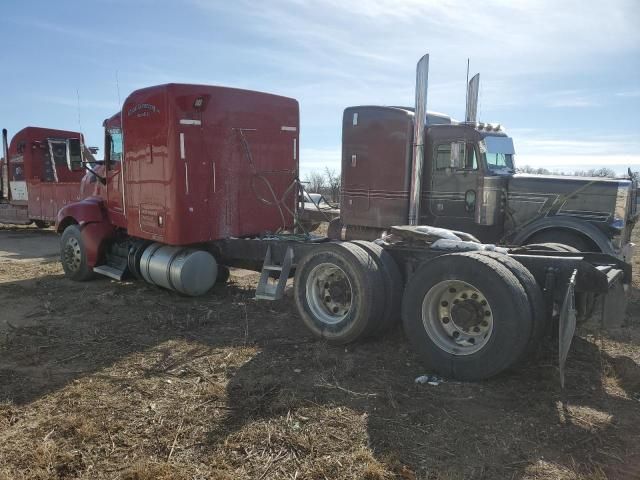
[517,165,620,178]
[303,171,326,194]
[324,167,340,203]
[572,167,617,178]
[516,165,551,175]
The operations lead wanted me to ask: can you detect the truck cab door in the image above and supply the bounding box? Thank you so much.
[105,128,126,226]
[427,141,479,228]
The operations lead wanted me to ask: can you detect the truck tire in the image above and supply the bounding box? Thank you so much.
[350,240,403,333]
[527,230,595,252]
[60,224,94,281]
[470,251,546,358]
[401,252,533,381]
[216,265,230,284]
[294,242,385,344]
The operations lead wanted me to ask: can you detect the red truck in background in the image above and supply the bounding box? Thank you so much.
[1,127,92,227]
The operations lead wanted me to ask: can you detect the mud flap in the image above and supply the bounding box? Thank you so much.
[558,269,577,390]
[601,276,628,330]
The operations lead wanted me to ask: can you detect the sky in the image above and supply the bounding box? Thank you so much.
[1,0,639,177]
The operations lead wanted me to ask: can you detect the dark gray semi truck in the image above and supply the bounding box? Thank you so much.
[327,73,637,263]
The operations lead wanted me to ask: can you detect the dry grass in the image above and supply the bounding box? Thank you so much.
[0,224,638,479]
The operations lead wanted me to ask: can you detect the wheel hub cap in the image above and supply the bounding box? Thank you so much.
[422,280,493,355]
[306,263,353,325]
[64,237,82,273]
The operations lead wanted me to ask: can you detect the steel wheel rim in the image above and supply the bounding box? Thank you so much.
[305,263,353,325]
[422,280,493,355]
[64,236,82,273]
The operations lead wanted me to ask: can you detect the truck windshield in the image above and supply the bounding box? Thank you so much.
[482,135,515,173]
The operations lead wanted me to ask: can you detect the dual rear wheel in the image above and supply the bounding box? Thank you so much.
[295,243,545,381]
[401,252,543,380]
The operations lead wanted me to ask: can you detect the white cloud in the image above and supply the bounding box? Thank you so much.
[192,0,640,76]
[514,131,640,171]
[543,90,600,108]
[515,133,640,156]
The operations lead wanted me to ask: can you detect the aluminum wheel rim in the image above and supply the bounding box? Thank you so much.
[63,236,82,273]
[422,280,493,355]
[305,263,353,325]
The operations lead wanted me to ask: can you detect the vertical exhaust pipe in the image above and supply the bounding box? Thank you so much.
[1,128,8,200]
[408,54,429,225]
[465,73,480,122]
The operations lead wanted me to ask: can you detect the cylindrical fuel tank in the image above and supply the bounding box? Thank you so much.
[139,243,217,296]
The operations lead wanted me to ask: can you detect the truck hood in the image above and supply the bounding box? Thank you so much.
[508,173,634,227]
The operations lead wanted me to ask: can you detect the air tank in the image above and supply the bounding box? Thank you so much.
[139,243,217,296]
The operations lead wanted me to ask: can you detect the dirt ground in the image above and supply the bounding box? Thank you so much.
[0,225,638,480]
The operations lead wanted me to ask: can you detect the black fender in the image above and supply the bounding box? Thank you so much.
[510,216,615,255]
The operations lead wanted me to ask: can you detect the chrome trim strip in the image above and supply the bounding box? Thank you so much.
[185,162,189,195]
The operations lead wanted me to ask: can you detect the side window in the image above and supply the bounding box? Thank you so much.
[44,139,68,182]
[49,141,68,166]
[108,128,123,163]
[435,142,478,170]
[465,143,478,169]
[435,144,451,170]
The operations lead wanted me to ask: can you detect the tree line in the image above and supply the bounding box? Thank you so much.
[302,167,340,203]
[516,165,638,179]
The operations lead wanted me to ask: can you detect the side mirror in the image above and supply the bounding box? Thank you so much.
[66,138,84,171]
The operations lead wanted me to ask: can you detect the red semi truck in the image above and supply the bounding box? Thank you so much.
[1,127,90,227]
[55,57,630,381]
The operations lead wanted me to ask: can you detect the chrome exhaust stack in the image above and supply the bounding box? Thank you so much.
[465,73,480,122]
[408,54,429,226]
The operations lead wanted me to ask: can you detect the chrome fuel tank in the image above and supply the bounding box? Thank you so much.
[140,243,217,296]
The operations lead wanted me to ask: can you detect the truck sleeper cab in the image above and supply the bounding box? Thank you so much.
[57,83,300,291]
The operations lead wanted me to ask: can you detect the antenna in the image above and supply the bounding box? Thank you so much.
[76,88,83,134]
[76,88,86,155]
[116,70,121,105]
